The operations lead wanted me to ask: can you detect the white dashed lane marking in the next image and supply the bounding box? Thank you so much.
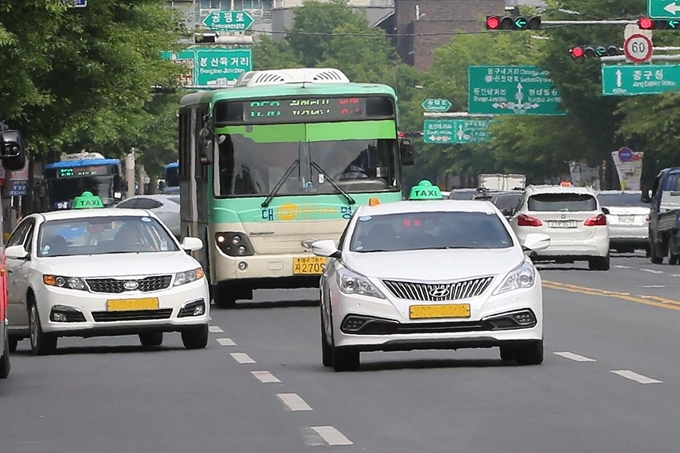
[305,426,353,446]
[615,265,632,269]
[554,352,596,362]
[641,268,664,274]
[251,371,281,383]
[639,285,666,288]
[209,326,223,333]
[231,352,256,364]
[277,393,313,411]
[216,338,236,346]
[611,370,662,384]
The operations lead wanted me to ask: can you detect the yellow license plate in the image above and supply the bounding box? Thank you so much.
[107,298,159,312]
[293,257,327,275]
[409,304,471,320]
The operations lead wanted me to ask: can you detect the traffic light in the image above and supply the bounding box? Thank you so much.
[485,15,541,30]
[638,16,680,29]
[569,45,622,59]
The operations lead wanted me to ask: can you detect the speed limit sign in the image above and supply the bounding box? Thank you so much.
[624,33,653,63]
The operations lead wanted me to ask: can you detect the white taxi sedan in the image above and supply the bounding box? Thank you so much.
[5,209,210,355]
[313,181,550,372]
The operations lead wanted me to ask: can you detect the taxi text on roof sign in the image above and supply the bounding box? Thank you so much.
[72,191,104,209]
[409,180,443,200]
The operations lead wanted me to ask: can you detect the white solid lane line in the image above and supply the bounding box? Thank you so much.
[554,352,596,362]
[641,268,664,274]
[209,326,223,333]
[639,285,666,288]
[277,393,313,411]
[611,370,662,384]
[310,426,353,446]
[230,352,256,364]
[251,371,281,383]
[216,338,236,346]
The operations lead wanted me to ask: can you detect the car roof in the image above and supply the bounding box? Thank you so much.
[123,194,179,201]
[525,185,596,195]
[357,200,497,216]
[29,208,154,222]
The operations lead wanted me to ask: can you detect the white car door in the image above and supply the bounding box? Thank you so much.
[5,220,34,332]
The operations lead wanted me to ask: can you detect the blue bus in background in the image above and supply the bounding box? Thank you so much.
[39,152,125,211]
[159,161,179,194]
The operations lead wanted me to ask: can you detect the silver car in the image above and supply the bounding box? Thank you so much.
[114,194,181,238]
[597,190,650,253]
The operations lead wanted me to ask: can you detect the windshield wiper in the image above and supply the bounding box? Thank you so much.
[310,161,355,205]
[261,159,300,208]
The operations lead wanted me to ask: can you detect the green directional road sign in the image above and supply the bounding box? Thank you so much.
[423,119,492,144]
[203,10,254,31]
[195,48,252,86]
[602,64,680,96]
[468,66,566,116]
[160,50,196,86]
[648,0,680,20]
[422,98,452,112]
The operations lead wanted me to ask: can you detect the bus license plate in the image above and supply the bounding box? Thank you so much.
[293,257,326,275]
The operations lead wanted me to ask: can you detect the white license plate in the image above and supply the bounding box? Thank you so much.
[619,215,635,223]
[548,221,578,229]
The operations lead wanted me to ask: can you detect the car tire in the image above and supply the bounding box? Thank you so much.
[8,336,18,352]
[29,302,57,356]
[588,254,610,271]
[0,331,10,379]
[650,240,664,264]
[669,245,679,265]
[213,282,237,309]
[321,310,333,367]
[499,345,517,362]
[331,347,360,372]
[514,340,543,366]
[181,325,209,349]
[139,332,163,347]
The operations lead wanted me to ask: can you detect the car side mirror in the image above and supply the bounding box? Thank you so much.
[5,245,29,260]
[0,129,27,171]
[399,139,414,166]
[312,240,341,259]
[181,237,203,252]
[521,233,551,254]
[601,207,610,215]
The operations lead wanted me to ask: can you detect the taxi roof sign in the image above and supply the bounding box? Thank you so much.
[72,191,104,209]
[409,180,443,200]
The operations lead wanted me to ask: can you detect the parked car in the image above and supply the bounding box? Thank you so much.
[115,195,180,237]
[597,190,650,254]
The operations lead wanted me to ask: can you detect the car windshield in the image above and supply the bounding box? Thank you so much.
[528,193,597,212]
[597,193,648,207]
[493,193,523,210]
[349,211,514,252]
[37,216,179,257]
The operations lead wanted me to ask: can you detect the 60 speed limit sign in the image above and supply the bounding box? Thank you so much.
[624,34,653,63]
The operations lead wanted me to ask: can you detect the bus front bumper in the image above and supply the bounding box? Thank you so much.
[214,253,325,288]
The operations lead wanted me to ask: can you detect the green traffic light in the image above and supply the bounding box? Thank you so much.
[595,47,607,57]
[514,17,527,29]
[669,20,680,29]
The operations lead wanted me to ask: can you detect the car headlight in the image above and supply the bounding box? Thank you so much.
[174,268,205,286]
[493,260,536,295]
[336,267,385,299]
[43,275,87,291]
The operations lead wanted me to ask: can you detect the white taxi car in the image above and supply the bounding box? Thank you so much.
[509,185,610,270]
[5,192,210,355]
[313,181,550,372]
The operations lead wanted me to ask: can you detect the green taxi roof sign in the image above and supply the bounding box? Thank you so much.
[409,180,443,200]
[72,191,104,209]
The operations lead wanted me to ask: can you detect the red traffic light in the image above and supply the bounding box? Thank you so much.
[486,16,500,29]
[638,17,654,29]
[570,47,585,58]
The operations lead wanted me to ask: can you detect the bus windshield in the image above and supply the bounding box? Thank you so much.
[46,176,115,207]
[216,134,398,197]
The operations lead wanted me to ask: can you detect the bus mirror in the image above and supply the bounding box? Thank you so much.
[199,127,214,165]
[158,180,166,191]
[399,139,414,166]
[0,129,27,171]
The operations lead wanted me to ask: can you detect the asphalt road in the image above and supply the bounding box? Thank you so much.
[1,253,678,453]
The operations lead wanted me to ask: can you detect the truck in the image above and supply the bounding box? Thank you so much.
[642,167,680,264]
[0,124,29,379]
[35,151,125,211]
[478,173,526,192]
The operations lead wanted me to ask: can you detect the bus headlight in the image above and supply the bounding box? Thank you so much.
[215,232,255,257]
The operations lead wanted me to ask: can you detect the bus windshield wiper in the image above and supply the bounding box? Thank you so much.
[310,161,355,205]
[261,159,300,208]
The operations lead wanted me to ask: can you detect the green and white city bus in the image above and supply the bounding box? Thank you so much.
[178,68,414,307]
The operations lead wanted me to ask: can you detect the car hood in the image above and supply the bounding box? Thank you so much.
[343,247,525,281]
[38,252,198,278]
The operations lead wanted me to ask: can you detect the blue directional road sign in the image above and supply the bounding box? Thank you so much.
[422,99,452,113]
[203,11,254,31]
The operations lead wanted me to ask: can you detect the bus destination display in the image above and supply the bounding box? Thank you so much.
[57,165,109,178]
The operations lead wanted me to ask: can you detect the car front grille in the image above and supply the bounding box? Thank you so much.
[92,309,173,322]
[382,277,494,301]
[86,276,172,294]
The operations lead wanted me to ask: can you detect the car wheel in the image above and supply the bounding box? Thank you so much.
[669,245,679,265]
[514,340,544,366]
[321,309,333,367]
[331,347,360,372]
[499,345,517,362]
[213,282,237,309]
[8,336,19,352]
[650,240,664,264]
[0,331,10,379]
[181,325,209,349]
[139,332,163,347]
[29,302,57,356]
[588,254,610,271]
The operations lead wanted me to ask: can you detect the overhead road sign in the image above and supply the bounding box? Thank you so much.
[602,64,680,96]
[160,48,253,87]
[202,11,254,31]
[468,66,566,116]
[423,119,492,144]
[648,0,680,19]
[422,99,452,112]
[624,34,653,63]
